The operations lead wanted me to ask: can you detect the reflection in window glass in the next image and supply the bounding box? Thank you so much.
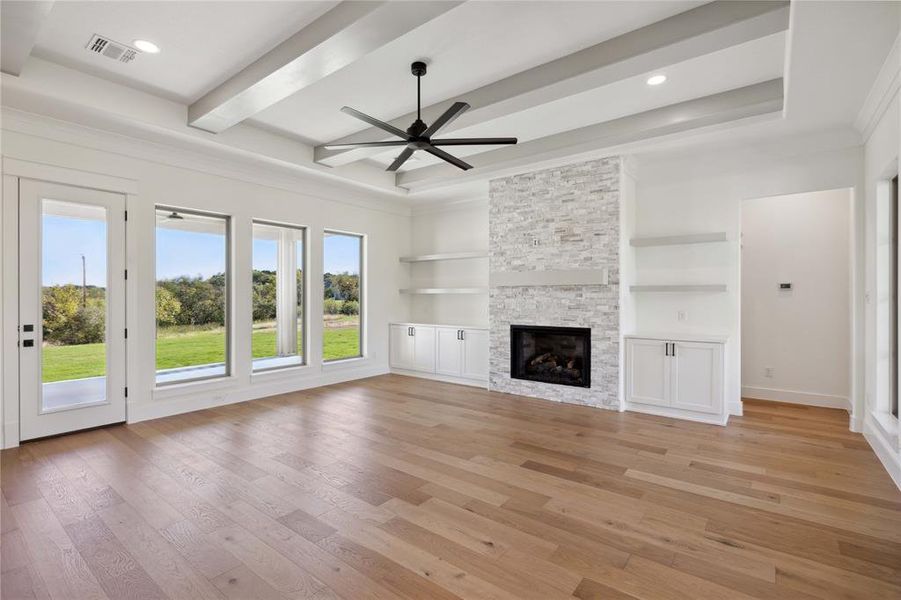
[155,209,229,384]
[41,200,108,411]
[252,222,305,371]
[323,231,362,361]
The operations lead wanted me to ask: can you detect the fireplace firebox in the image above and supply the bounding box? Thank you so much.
[510,325,590,388]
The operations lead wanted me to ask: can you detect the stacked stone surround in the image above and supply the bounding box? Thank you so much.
[488,157,620,409]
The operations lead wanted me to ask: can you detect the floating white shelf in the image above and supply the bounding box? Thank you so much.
[630,232,727,247]
[400,251,488,263]
[630,284,727,293]
[399,287,488,295]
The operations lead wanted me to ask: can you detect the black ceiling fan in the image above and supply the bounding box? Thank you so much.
[324,61,517,172]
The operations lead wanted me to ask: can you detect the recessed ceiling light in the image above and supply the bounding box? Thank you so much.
[646,74,666,86]
[133,39,160,54]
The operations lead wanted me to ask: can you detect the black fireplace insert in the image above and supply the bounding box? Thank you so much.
[510,325,590,388]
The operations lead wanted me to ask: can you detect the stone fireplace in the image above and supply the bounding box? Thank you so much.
[489,156,621,409]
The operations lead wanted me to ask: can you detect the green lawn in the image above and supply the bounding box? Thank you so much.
[42,321,360,382]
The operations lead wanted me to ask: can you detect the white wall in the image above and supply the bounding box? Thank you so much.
[632,136,864,417]
[741,189,852,409]
[1,111,413,446]
[408,199,489,326]
[862,69,900,487]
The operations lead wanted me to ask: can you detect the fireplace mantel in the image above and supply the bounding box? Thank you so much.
[490,268,608,287]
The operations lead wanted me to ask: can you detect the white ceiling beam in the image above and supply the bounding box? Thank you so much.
[396,79,784,190]
[188,1,463,133]
[316,0,789,167]
[1,1,54,76]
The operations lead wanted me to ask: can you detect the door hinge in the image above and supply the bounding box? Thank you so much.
[124,387,128,398]
[124,328,128,339]
[124,210,128,221]
[124,269,128,280]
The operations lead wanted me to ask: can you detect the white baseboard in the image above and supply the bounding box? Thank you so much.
[863,415,901,491]
[129,365,390,423]
[741,386,849,411]
[389,368,487,389]
[728,401,744,417]
[625,402,729,426]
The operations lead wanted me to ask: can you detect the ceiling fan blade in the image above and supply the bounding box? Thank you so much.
[323,141,409,149]
[340,106,409,140]
[431,137,518,146]
[386,148,415,172]
[423,145,472,171]
[422,101,470,138]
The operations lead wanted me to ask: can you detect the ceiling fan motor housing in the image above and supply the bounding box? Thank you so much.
[411,61,427,77]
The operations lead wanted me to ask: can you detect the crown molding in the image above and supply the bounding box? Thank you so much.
[2,107,413,217]
[410,195,488,216]
[855,32,901,142]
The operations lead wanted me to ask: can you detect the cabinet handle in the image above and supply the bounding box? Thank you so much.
[664,342,669,357]
[460,330,465,341]
[407,327,412,336]
[411,327,415,337]
[671,343,676,357]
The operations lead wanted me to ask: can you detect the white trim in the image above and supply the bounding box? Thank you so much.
[410,196,488,216]
[0,175,17,448]
[390,368,487,389]
[863,414,901,491]
[2,157,138,194]
[728,401,744,417]
[2,108,412,217]
[626,402,729,426]
[855,32,901,142]
[741,386,850,411]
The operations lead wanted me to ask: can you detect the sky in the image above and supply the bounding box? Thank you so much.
[42,215,108,286]
[43,216,360,286]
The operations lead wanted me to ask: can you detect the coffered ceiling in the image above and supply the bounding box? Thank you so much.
[1,1,898,201]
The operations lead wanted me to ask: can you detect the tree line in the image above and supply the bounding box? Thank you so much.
[43,270,360,346]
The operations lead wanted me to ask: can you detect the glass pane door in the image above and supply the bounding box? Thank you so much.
[19,180,126,441]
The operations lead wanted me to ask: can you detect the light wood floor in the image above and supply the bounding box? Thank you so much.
[2,375,900,600]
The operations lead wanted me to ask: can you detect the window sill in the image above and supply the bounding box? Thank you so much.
[251,363,312,382]
[871,411,900,448]
[153,375,238,400]
[321,356,367,371]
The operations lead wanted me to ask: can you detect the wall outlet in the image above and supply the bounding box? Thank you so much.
[677,310,688,322]
[764,367,774,378]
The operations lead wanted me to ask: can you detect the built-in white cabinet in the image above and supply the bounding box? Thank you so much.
[625,334,727,425]
[389,324,435,372]
[390,323,488,386]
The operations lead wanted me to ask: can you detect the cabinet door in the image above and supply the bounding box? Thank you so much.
[435,328,463,376]
[461,329,489,380]
[626,338,670,407]
[389,325,414,370]
[670,341,722,414]
[411,326,436,373]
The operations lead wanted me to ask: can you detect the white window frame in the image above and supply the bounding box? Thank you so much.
[251,220,307,372]
[154,206,231,386]
[322,229,365,363]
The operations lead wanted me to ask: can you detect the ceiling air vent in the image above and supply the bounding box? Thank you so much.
[85,34,138,64]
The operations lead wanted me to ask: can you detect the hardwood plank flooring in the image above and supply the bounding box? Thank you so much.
[2,374,900,600]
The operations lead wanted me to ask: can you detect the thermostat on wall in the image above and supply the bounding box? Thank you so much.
[779,282,792,290]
